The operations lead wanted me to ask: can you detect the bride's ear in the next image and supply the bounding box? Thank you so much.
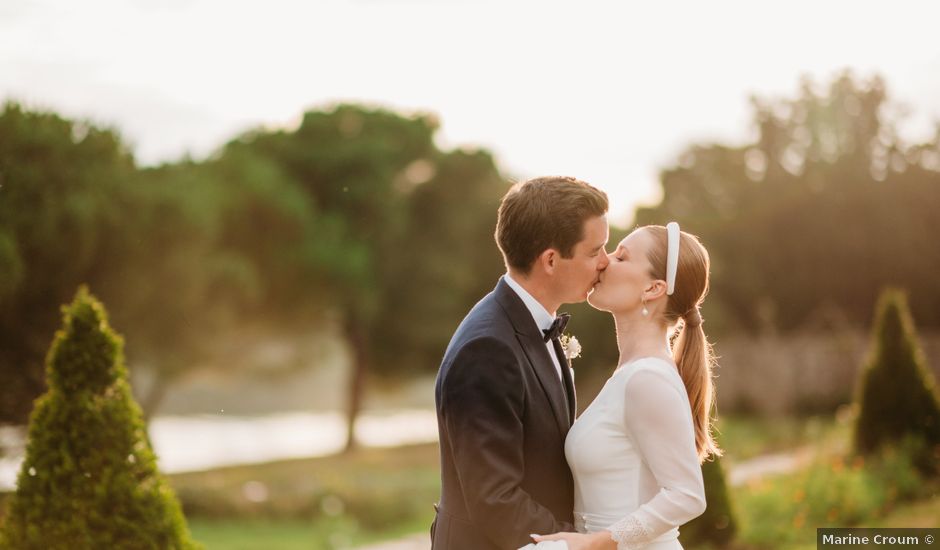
[644,279,668,301]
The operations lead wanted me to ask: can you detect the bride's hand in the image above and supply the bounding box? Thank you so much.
[531,530,616,550]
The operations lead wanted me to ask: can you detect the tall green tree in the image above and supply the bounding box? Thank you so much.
[373,148,508,378]
[107,151,319,416]
[0,101,510,429]
[0,103,136,423]
[635,72,940,334]
[225,105,507,450]
[0,287,199,549]
[0,104,280,421]
[853,288,940,464]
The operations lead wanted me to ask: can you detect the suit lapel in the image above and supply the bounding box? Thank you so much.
[551,338,577,424]
[494,278,571,435]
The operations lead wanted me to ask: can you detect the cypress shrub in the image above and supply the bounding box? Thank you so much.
[853,288,940,472]
[0,287,200,549]
[679,456,738,548]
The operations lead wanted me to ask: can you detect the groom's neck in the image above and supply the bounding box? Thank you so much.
[507,269,560,315]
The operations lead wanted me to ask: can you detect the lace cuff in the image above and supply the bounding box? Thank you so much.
[606,514,653,550]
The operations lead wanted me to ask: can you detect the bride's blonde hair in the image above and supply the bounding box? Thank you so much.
[644,225,722,462]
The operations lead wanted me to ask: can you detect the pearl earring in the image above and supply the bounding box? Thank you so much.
[641,300,649,316]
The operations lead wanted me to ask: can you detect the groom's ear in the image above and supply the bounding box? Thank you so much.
[536,248,558,274]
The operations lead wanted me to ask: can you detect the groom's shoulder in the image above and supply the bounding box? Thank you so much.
[443,291,516,357]
[436,290,524,398]
[456,290,513,339]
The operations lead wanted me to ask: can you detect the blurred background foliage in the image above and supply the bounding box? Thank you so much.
[636,72,940,334]
[2,71,940,436]
[1,70,939,549]
[0,101,508,447]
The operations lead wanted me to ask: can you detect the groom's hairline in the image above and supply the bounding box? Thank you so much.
[496,176,608,273]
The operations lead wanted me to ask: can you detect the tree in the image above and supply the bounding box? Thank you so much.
[0,103,277,421]
[225,104,508,451]
[0,287,199,549]
[106,152,318,417]
[222,105,435,451]
[371,148,508,380]
[0,101,512,430]
[0,102,136,424]
[635,72,940,334]
[852,288,940,467]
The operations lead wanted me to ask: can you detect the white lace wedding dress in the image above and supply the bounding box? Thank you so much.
[524,357,707,550]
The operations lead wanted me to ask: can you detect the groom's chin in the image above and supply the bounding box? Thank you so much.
[566,282,599,304]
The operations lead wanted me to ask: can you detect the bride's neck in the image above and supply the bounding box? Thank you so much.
[613,312,672,367]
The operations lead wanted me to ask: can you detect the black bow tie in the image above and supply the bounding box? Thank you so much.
[543,313,570,342]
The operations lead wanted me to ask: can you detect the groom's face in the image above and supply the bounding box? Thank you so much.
[554,215,610,303]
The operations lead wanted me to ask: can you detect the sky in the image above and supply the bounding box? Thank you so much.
[2,0,940,225]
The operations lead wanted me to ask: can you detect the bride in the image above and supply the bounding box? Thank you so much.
[527,222,721,550]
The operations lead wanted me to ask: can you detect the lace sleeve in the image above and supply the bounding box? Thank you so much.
[604,366,707,548]
[606,514,655,550]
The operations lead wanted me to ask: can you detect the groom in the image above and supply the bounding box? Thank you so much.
[432,176,610,549]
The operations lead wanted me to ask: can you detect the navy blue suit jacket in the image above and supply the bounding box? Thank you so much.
[431,277,577,549]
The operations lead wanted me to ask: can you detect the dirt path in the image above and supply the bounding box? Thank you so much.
[726,445,814,487]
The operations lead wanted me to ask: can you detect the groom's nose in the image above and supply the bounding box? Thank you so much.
[597,253,610,270]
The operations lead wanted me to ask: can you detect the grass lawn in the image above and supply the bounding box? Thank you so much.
[187,515,432,550]
[166,414,849,549]
[5,413,929,550]
[167,443,439,549]
[185,492,939,550]
[188,518,346,550]
[715,413,843,461]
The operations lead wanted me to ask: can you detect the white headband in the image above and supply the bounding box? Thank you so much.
[666,222,680,295]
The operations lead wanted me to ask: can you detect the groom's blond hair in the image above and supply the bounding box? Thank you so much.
[495,176,608,275]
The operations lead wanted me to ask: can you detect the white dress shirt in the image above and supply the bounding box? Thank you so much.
[503,273,564,383]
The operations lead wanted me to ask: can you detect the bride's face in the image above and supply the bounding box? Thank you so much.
[588,228,656,314]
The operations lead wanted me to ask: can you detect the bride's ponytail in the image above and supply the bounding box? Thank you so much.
[673,310,722,461]
[645,226,722,463]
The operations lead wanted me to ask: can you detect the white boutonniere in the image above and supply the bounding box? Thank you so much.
[559,334,581,360]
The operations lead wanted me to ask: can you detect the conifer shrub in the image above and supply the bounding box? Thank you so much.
[679,456,738,548]
[853,288,940,473]
[0,287,201,549]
